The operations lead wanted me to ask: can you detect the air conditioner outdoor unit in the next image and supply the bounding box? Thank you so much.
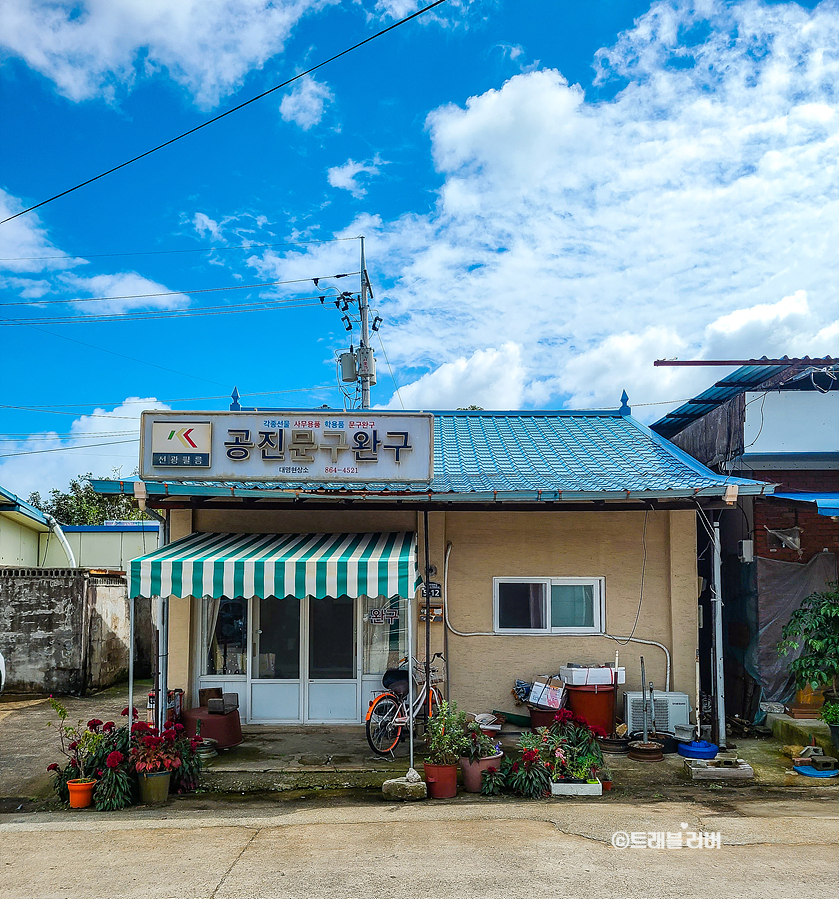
[624,691,691,733]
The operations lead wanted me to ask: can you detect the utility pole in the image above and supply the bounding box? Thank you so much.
[358,236,373,409]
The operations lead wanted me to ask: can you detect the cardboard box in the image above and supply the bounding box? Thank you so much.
[560,666,625,686]
[529,676,566,710]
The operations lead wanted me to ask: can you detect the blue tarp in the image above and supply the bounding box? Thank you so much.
[773,492,839,517]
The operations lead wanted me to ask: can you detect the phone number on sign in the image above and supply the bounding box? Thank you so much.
[324,466,360,475]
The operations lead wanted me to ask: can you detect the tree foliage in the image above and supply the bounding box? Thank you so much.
[778,584,839,691]
[28,472,147,526]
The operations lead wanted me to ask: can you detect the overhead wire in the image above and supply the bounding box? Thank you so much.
[0,1,449,226]
[0,235,360,264]
[0,274,359,308]
[0,438,139,459]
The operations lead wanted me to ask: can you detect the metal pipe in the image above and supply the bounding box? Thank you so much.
[128,595,135,734]
[641,657,648,742]
[407,588,414,772]
[423,511,431,713]
[711,519,727,749]
[44,514,76,567]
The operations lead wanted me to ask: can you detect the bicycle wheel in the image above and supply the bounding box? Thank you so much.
[366,693,403,755]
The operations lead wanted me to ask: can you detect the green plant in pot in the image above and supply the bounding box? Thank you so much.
[821,701,839,753]
[778,583,839,696]
[459,719,503,793]
[424,700,466,799]
[46,697,103,808]
[131,721,182,804]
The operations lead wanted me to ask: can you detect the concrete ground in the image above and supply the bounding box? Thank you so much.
[2,794,839,899]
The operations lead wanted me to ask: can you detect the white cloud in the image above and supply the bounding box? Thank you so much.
[0,0,330,107]
[58,271,190,314]
[192,213,223,241]
[327,157,386,198]
[321,2,839,414]
[0,188,80,275]
[279,76,334,130]
[0,397,168,499]
[381,343,526,410]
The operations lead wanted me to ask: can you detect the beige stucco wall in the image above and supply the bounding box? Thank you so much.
[163,506,698,719]
[440,509,698,717]
[0,514,41,566]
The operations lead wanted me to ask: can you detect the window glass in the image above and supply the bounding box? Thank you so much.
[257,597,300,679]
[309,596,356,679]
[551,583,595,629]
[362,595,407,675]
[497,581,547,630]
[202,597,247,675]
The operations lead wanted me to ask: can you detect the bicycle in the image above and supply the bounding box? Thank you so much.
[365,653,445,756]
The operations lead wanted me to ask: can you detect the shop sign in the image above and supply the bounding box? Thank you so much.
[140,410,433,483]
[368,608,400,625]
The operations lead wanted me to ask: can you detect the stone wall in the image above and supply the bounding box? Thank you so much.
[0,568,152,694]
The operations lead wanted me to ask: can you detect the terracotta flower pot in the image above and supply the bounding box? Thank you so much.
[459,752,504,793]
[423,762,458,799]
[138,770,172,805]
[67,778,96,809]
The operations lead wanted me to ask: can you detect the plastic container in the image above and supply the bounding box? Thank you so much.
[677,740,718,759]
[565,684,616,734]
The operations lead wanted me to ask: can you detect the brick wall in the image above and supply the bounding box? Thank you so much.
[753,469,839,563]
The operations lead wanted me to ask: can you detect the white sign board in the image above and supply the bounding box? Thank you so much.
[744,391,839,455]
[140,410,434,483]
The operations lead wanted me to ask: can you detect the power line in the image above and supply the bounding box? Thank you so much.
[0,273,358,308]
[1,385,335,413]
[0,1,449,226]
[0,235,360,263]
[0,438,139,459]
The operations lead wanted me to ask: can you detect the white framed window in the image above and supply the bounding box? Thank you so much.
[492,577,605,635]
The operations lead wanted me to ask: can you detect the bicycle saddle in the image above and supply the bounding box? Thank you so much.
[382,668,409,695]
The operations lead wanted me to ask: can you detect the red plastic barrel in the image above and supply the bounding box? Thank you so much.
[565,684,616,734]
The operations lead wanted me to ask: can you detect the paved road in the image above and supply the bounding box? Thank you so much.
[2,795,838,899]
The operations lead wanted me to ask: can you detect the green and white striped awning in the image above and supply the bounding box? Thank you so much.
[129,531,420,600]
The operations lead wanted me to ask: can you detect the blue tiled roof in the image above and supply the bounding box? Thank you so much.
[92,410,772,503]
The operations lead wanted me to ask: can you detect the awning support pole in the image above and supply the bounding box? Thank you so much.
[423,511,432,713]
[407,590,414,771]
[128,594,135,733]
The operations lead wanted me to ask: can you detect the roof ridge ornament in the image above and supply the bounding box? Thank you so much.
[230,386,241,411]
[619,390,631,416]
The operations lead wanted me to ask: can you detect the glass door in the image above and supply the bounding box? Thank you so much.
[248,597,302,722]
[305,596,361,722]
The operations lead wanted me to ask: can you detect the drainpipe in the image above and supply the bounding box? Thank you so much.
[44,515,77,567]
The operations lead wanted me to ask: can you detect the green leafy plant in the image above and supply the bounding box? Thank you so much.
[480,765,506,796]
[130,722,182,773]
[506,738,552,798]
[424,700,466,765]
[46,697,102,783]
[540,709,604,783]
[821,701,839,726]
[94,750,134,811]
[461,719,498,763]
[778,584,839,691]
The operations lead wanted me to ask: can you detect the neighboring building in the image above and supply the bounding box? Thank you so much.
[95,403,771,728]
[0,484,157,694]
[652,362,839,718]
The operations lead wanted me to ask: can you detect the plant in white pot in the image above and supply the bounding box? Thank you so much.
[459,719,503,793]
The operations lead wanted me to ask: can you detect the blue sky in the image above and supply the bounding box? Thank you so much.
[0,0,836,497]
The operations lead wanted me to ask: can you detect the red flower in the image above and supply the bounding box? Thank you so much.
[485,766,497,774]
[87,718,103,731]
[572,714,589,727]
[522,748,539,764]
[68,740,79,751]
[47,763,59,772]
[590,725,607,738]
[103,721,115,732]
[132,722,151,735]
[96,769,103,777]
[554,709,573,723]
[174,723,185,733]
[121,707,139,719]
[106,750,124,769]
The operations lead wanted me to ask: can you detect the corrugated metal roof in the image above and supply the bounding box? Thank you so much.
[651,363,791,439]
[92,410,771,502]
[0,483,49,528]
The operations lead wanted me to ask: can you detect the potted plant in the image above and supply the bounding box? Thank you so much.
[459,719,503,792]
[46,698,103,808]
[131,721,182,804]
[821,701,839,753]
[505,732,552,798]
[779,584,839,697]
[423,700,466,799]
[542,708,606,796]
